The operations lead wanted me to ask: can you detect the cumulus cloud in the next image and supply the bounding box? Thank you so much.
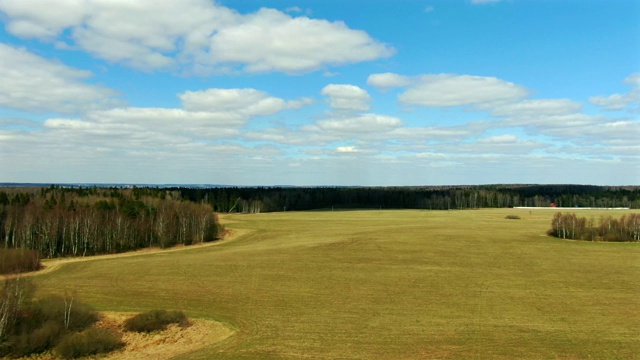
[436,134,548,155]
[400,74,529,107]
[389,125,483,142]
[367,72,412,88]
[336,146,359,153]
[368,72,529,108]
[286,97,315,109]
[0,43,119,113]
[491,99,582,117]
[179,88,287,117]
[316,114,402,133]
[589,73,640,111]
[321,84,371,111]
[0,0,394,74]
[206,8,395,73]
[0,86,299,174]
[60,87,298,141]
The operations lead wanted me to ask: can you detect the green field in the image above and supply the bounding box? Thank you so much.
[32,209,639,359]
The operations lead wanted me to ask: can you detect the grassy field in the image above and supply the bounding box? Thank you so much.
[31,209,639,359]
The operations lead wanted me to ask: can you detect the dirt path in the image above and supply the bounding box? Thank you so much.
[11,217,251,359]
[2,226,251,280]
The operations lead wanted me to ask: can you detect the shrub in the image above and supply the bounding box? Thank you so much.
[0,292,100,358]
[123,310,189,333]
[27,295,99,332]
[505,215,521,220]
[8,320,64,357]
[54,328,124,359]
[0,248,41,274]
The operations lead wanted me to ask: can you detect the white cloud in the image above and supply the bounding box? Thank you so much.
[369,73,529,108]
[0,0,89,38]
[399,74,529,107]
[0,43,119,113]
[316,114,402,133]
[491,99,582,117]
[179,88,287,117]
[478,134,519,144]
[0,1,394,74]
[12,87,299,166]
[206,8,394,74]
[367,72,412,88]
[388,125,482,142]
[336,146,358,153]
[439,135,547,155]
[589,73,640,111]
[286,97,315,109]
[502,113,599,129]
[321,84,371,111]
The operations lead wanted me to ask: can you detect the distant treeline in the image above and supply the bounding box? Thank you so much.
[0,186,223,259]
[549,212,640,242]
[173,184,640,212]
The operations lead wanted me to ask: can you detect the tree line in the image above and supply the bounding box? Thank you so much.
[0,186,223,259]
[175,184,640,212]
[548,212,640,242]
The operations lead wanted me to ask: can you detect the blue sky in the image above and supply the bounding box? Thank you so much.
[0,0,638,186]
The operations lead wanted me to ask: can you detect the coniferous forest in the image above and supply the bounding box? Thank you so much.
[175,184,640,212]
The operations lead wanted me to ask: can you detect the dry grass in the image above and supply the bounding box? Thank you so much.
[17,312,233,360]
[28,209,640,359]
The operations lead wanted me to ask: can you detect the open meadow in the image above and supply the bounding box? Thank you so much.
[31,209,639,359]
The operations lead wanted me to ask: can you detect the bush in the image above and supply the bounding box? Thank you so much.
[42,296,99,331]
[123,310,189,333]
[54,328,124,359]
[0,292,100,358]
[0,248,41,274]
[505,215,521,220]
[8,320,64,357]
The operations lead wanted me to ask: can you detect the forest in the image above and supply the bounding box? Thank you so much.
[0,186,223,260]
[1,184,639,262]
[175,184,640,212]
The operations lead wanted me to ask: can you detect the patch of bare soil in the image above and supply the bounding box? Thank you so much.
[21,312,234,360]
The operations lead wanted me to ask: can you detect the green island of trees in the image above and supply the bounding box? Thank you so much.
[548,212,640,241]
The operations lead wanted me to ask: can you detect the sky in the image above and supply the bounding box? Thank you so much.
[0,0,639,186]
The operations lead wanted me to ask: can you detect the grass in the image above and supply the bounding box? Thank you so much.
[30,209,640,359]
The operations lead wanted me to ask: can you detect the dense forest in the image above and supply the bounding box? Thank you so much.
[175,184,640,212]
[0,186,223,259]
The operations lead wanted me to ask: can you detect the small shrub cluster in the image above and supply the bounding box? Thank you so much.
[123,310,189,333]
[0,248,41,274]
[0,278,121,359]
[54,328,124,359]
[0,293,101,357]
[505,215,521,220]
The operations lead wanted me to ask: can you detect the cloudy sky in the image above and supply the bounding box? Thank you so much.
[0,0,638,186]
